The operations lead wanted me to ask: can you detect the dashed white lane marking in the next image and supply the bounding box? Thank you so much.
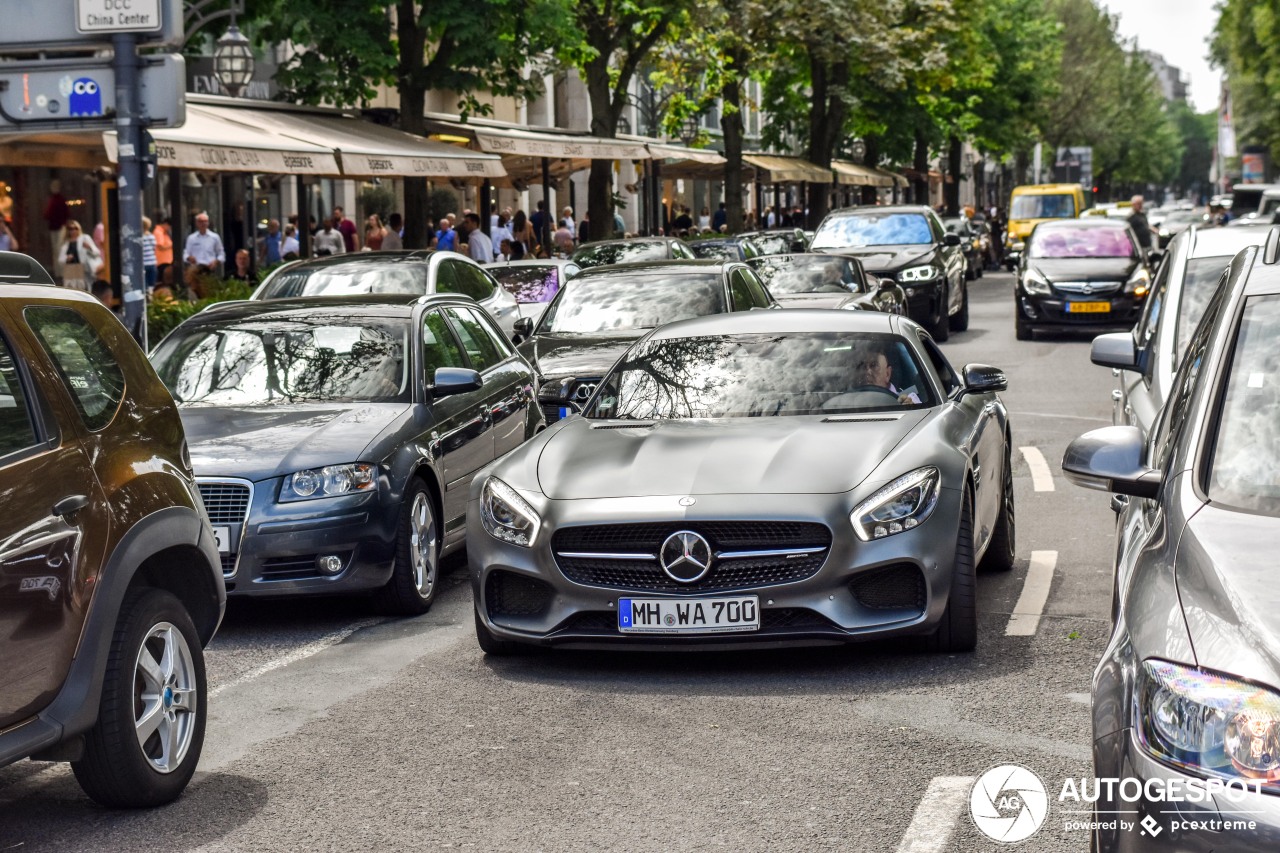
[1006,550,1058,636]
[207,617,385,698]
[895,775,977,852]
[1019,446,1055,492]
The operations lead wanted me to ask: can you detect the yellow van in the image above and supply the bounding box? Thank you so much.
[1005,184,1087,268]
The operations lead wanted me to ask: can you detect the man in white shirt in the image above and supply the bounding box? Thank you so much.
[281,224,301,258]
[462,213,492,264]
[183,212,225,273]
[491,210,513,260]
[313,220,346,256]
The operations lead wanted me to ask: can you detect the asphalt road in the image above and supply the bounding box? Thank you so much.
[0,272,1121,852]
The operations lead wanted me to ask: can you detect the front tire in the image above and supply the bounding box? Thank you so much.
[980,443,1016,572]
[949,282,970,332]
[1015,313,1033,341]
[930,284,951,341]
[474,607,519,656]
[373,479,440,616]
[925,489,978,652]
[72,588,206,808]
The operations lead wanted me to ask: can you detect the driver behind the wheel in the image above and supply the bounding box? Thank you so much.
[860,345,921,404]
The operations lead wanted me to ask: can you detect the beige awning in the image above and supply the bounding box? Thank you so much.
[742,153,832,184]
[424,115,648,161]
[832,160,894,187]
[871,166,909,188]
[644,142,726,165]
[105,104,341,175]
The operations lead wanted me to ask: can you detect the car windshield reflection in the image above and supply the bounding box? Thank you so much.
[259,262,428,298]
[812,213,934,248]
[751,256,860,294]
[538,273,727,334]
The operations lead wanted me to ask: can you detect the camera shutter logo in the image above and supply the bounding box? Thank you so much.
[969,764,1049,844]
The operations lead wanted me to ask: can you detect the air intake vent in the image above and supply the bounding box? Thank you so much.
[823,415,902,423]
[849,563,926,611]
[486,571,554,618]
[590,423,654,430]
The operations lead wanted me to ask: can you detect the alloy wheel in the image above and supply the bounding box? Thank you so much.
[409,491,438,598]
[133,622,198,774]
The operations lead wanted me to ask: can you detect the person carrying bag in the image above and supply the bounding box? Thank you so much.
[55,221,104,291]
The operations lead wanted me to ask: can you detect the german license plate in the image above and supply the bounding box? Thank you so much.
[1067,301,1110,313]
[212,526,231,554]
[618,596,760,634]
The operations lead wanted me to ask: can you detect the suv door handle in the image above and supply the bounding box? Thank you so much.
[53,494,90,517]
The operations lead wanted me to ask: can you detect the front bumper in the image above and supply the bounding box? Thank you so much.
[1092,728,1280,852]
[467,488,963,650]
[1017,291,1143,329]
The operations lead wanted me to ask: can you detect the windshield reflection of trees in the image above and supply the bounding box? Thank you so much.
[155,318,407,405]
[753,257,858,294]
[263,265,427,298]
[492,267,559,303]
[589,333,930,420]
[543,276,727,333]
[577,244,668,267]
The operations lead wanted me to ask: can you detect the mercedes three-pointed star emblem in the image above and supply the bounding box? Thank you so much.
[659,530,713,583]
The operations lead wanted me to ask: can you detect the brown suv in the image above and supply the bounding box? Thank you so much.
[0,252,224,807]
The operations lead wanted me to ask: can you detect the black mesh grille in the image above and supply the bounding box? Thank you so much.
[486,571,555,618]
[541,403,562,424]
[556,607,834,634]
[197,481,251,525]
[219,554,237,576]
[552,522,831,593]
[261,555,323,581]
[849,564,926,611]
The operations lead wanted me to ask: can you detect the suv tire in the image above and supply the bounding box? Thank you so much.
[72,588,207,808]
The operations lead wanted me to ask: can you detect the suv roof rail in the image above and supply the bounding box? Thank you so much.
[0,251,55,285]
[1264,226,1280,265]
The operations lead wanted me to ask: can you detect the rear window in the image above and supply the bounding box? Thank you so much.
[25,306,125,430]
[539,273,727,334]
[258,261,428,298]
[1011,194,1077,219]
[490,265,561,304]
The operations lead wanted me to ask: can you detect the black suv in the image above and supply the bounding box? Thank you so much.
[0,252,224,807]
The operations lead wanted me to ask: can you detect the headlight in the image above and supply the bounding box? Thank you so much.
[538,379,569,400]
[1023,267,1051,295]
[279,463,375,502]
[1125,266,1151,296]
[479,477,542,547]
[850,466,940,541]
[1138,660,1280,788]
[899,265,941,283]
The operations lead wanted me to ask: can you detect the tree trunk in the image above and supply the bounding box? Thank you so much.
[860,137,881,206]
[397,1,431,249]
[945,135,962,215]
[804,54,847,228]
[721,54,747,233]
[912,129,930,206]
[583,54,620,243]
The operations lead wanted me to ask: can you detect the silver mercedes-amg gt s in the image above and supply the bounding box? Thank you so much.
[467,309,1014,653]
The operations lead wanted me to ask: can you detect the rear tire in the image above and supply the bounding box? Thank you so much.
[474,607,519,656]
[930,284,951,341]
[949,282,970,332]
[925,490,978,652]
[373,479,439,616]
[979,444,1016,572]
[72,588,206,808]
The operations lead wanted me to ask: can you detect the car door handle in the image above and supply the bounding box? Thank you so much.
[53,494,90,517]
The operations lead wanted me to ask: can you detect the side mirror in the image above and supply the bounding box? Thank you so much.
[944,233,963,247]
[431,367,482,398]
[1062,425,1161,499]
[511,316,534,342]
[1090,332,1137,371]
[962,363,1007,394]
[789,240,807,253]
[1147,249,1164,265]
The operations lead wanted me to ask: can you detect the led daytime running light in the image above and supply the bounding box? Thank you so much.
[850,467,940,541]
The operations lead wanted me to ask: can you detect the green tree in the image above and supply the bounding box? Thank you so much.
[251,0,572,248]
[1212,0,1280,167]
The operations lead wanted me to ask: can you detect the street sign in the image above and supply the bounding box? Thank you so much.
[0,0,182,52]
[0,55,186,133]
[77,0,163,34]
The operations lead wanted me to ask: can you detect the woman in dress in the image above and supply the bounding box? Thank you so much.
[364,214,386,251]
[511,210,539,258]
[55,221,104,291]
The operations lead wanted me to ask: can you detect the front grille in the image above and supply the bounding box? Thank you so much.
[849,563,926,611]
[219,554,237,575]
[1053,280,1122,296]
[261,555,323,581]
[486,570,554,618]
[197,480,252,525]
[555,607,835,634]
[552,522,831,593]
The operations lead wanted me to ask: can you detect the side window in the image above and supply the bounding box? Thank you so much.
[422,311,465,377]
[742,269,773,308]
[1138,257,1173,384]
[434,261,461,296]
[0,333,39,457]
[1149,279,1227,469]
[24,306,124,431]
[445,263,495,302]
[728,271,753,311]
[443,307,505,372]
[918,334,960,394]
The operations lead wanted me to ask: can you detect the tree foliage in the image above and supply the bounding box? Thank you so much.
[1212,0,1280,165]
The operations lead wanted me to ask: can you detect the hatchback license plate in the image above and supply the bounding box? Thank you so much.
[212,526,231,553]
[618,596,760,634]
[1067,301,1110,313]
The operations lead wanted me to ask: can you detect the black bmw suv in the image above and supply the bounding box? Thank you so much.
[809,205,968,340]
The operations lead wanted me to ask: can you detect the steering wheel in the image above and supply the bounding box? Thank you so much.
[849,384,899,398]
[820,385,900,410]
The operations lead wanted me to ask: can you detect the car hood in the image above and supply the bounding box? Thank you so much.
[519,332,642,383]
[1030,257,1138,282]
[773,292,862,310]
[1176,504,1280,686]
[537,413,929,499]
[817,245,933,273]
[180,402,409,481]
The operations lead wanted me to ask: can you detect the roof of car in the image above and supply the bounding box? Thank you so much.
[275,250,437,271]
[1034,218,1129,230]
[572,259,729,278]
[648,307,896,341]
[0,251,56,285]
[178,292,473,325]
[1187,224,1272,259]
[576,237,676,250]
[825,205,934,217]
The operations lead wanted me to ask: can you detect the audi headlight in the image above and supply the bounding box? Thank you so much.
[1125,266,1151,296]
[899,265,940,283]
[850,467,940,541]
[1023,267,1051,295]
[280,463,375,502]
[480,477,542,547]
[1137,660,1280,788]
[538,379,569,400]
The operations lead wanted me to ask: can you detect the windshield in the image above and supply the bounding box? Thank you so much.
[942,218,969,234]
[587,332,933,420]
[151,316,408,405]
[1174,256,1232,361]
[490,265,561,304]
[1011,194,1077,219]
[750,234,797,255]
[538,273,726,334]
[1209,295,1280,515]
[258,261,428,299]
[750,256,861,295]
[1027,226,1135,259]
[689,242,737,260]
[573,242,670,269]
[811,213,934,249]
